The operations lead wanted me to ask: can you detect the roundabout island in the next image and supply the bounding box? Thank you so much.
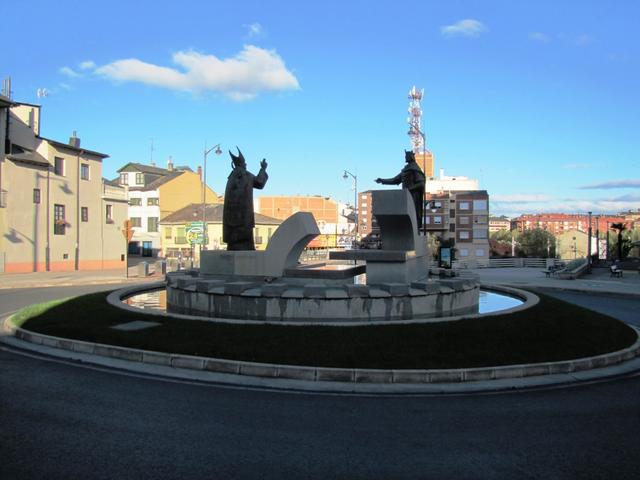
[4,155,640,392]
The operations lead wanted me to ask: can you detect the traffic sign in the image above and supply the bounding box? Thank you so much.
[186,222,207,244]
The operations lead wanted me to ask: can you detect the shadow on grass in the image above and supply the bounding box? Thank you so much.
[15,291,638,369]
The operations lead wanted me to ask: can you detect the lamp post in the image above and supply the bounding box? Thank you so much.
[595,215,600,260]
[343,170,358,245]
[587,211,592,270]
[201,142,222,261]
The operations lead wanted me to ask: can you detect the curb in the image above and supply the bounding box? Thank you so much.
[4,313,640,392]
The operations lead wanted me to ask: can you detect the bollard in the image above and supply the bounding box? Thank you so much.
[137,261,149,277]
[155,260,167,275]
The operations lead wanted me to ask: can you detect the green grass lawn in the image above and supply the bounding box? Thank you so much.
[12,290,638,369]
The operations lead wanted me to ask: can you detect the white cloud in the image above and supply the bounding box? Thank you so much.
[441,19,487,38]
[59,66,80,78]
[245,22,263,38]
[492,194,554,203]
[579,180,640,190]
[529,32,551,43]
[79,60,96,70]
[95,45,299,101]
[491,193,640,217]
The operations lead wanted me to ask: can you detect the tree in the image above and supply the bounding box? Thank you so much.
[517,228,556,258]
[610,222,628,260]
[490,229,516,257]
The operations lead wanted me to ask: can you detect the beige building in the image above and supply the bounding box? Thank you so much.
[160,203,281,260]
[489,216,511,232]
[117,161,219,256]
[0,94,127,273]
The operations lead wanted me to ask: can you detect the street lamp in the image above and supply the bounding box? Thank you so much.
[201,142,222,261]
[587,211,592,270]
[343,170,358,245]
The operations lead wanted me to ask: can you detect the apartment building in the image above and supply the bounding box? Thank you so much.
[489,216,511,232]
[117,161,219,256]
[511,213,630,235]
[159,203,281,258]
[0,94,126,273]
[257,195,354,248]
[424,190,490,267]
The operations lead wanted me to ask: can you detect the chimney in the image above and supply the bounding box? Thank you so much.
[69,130,80,148]
[167,156,174,171]
[197,166,202,179]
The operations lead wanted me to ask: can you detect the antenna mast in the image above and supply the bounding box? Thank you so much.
[407,86,424,153]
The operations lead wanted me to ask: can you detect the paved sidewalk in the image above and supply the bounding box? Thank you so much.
[0,267,159,290]
[465,266,640,296]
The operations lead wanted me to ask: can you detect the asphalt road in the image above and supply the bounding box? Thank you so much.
[2,285,640,479]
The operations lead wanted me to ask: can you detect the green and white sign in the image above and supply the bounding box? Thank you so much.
[186,222,207,245]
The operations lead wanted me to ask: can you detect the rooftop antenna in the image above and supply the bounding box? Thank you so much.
[1,77,12,99]
[150,138,155,166]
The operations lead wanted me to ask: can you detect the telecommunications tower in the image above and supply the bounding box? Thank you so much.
[407,86,424,153]
[406,86,434,177]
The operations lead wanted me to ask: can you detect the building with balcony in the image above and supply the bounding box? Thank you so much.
[489,216,511,232]
[0,93,126,273]
[117,161,219,257]
[510,213,631,236]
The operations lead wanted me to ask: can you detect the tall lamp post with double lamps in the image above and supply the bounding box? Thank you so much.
[343,170,358,247]
[201,142,222,261]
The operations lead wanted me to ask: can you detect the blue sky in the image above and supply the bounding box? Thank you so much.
[3,0,639,217]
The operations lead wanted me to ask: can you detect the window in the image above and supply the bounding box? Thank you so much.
[164,227,172,239]
[129,198,142,206]
[459,201,470,210]
[424,216,431,225]
[80,163,90,180]
[475,249,486,257]
[54,204,66,235]
[459,216,470,225]
[449,223,456,232]
[473,227,487,239]
[106,204,113,223]
[474,216,488,224]
[147,197,159,206]
[473,199,487,211]
[54,157,65,176]
[459,230,470,240]
[81,207,88,222]
[459,248,469,257]
[434,216,442,224]
[130,217,141,227]
[148,217,158,232]
[434,201,442,208]
[135,173,144,185]
[449,209,456,219]
[119,172,128,185]
[176,227,186,244]
[33,188,41,204]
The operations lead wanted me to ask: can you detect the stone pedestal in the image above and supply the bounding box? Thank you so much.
[330,189,430,284]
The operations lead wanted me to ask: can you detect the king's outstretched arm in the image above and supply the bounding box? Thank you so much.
[375,172,402,185]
